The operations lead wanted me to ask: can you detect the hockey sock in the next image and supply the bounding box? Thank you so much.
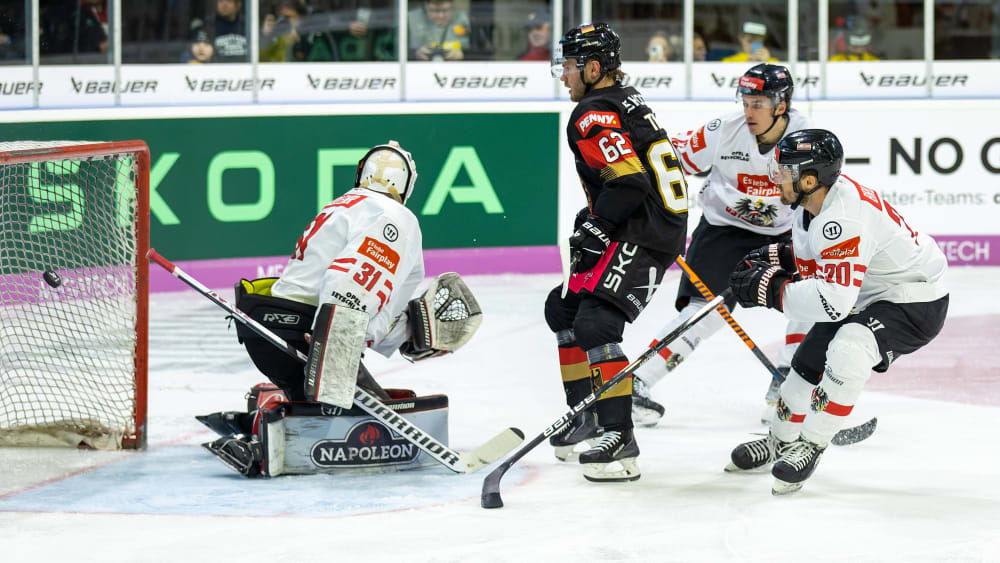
[776,319,810,369]
[557,330,593,407]
[633,298,725,387]
[771,368,813,443]
[800,324,877,447]
[587,343,632,430]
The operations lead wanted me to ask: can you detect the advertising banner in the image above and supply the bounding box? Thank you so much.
[403,61,554,101]
[2,112,559,266]
[647,99,1000,266]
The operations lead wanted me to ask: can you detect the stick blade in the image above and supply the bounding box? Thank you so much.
[481,465,507,509]
[559,238,572,298]
[831,416,877,446]
[461,427,524,473]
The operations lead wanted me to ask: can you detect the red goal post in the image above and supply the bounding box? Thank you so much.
[0,140,149,449]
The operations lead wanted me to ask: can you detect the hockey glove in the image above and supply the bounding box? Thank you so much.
[568,215,614,273]
[573,206,591,230]
[742,242,797,275]
[729,260,793,312]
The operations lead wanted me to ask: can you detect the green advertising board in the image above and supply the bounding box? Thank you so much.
[3,113,559,261]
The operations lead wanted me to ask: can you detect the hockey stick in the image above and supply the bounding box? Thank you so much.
[147,248,523,474]
[677,257,783,379]
[676,257,877,447]
[481,291,730,509]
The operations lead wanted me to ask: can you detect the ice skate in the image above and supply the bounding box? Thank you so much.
[203,435,263,477]
[771,438,826,495]
[631,376,665,427]
[725,431,790,472]
[548,411,603,462]
[761,367,789,424]
[579,428,641,482]
[196,411,252,438]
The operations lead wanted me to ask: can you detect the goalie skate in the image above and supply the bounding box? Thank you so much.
[631,376,665,427]
[548,411,603,462]
[579,429,641,482]
[771,438,826,495]
[196,411,251,438]
[203,436,263,477]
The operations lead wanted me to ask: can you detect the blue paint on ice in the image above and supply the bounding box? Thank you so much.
[0,445,527,517]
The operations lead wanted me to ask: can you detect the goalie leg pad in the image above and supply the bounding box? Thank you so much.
[258,394,449,476]
[402,272,483,361]
[304,303,368,409]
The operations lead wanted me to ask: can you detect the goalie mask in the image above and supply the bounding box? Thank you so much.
[355,141,418,205]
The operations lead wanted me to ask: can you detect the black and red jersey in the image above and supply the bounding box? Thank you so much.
[567,83,688,255]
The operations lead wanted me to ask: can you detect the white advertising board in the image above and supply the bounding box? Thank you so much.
[403,61,554,101]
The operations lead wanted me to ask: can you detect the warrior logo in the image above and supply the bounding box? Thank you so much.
[776,397,793,421]
[310,420,419,467]
[731,197,780,227]
[811,386,830,413]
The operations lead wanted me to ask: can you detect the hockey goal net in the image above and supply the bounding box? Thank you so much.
[0,141,149,450]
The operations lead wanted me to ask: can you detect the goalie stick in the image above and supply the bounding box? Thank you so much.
[677,257,877,447]
[147,248,523,474]
[481,291,730,509]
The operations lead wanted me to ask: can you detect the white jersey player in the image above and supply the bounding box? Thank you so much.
[726,129,949,495]
[271,182,424,359]
[198,142,482,476]
[631,63,811,426]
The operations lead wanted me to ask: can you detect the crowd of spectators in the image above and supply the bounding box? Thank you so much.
[1,1,998,65]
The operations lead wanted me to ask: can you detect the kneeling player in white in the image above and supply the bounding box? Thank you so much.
[725,129,948,494]
[198,141,481,476]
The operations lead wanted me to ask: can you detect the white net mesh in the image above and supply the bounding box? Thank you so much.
[0,141,144,449]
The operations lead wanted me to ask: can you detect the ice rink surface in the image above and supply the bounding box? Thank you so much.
[1,266,998,563]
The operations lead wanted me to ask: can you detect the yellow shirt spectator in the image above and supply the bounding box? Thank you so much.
[830,52,879,61]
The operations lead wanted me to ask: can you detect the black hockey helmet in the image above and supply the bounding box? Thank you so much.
[768,129,844,207]
[551,22,621,79]
[736,63,794,109]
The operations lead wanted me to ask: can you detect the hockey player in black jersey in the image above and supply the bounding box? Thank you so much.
[544,22,689,482]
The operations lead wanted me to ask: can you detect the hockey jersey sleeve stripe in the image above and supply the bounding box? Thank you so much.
[598,156,647,181]
[328,264,350,273]
[680,151,702,174]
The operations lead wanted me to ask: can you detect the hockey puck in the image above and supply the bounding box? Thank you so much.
[43,270,62,288]
[481,492,504,509]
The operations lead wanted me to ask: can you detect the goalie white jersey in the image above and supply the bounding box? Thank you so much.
[671,109,810,235]
[783,174,948,323]
[271,188,425,357]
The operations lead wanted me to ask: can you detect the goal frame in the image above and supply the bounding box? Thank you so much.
[0,140,150,449]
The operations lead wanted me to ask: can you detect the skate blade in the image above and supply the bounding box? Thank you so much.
[553,438,601,462]
[631,406,663,427]
[724,460,772,473]
[582,459,641,482]
[771,478,803,496]
[202,441,249,475]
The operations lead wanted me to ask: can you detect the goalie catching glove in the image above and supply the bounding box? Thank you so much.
[400,272,483,362]
[729,260,794,312]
